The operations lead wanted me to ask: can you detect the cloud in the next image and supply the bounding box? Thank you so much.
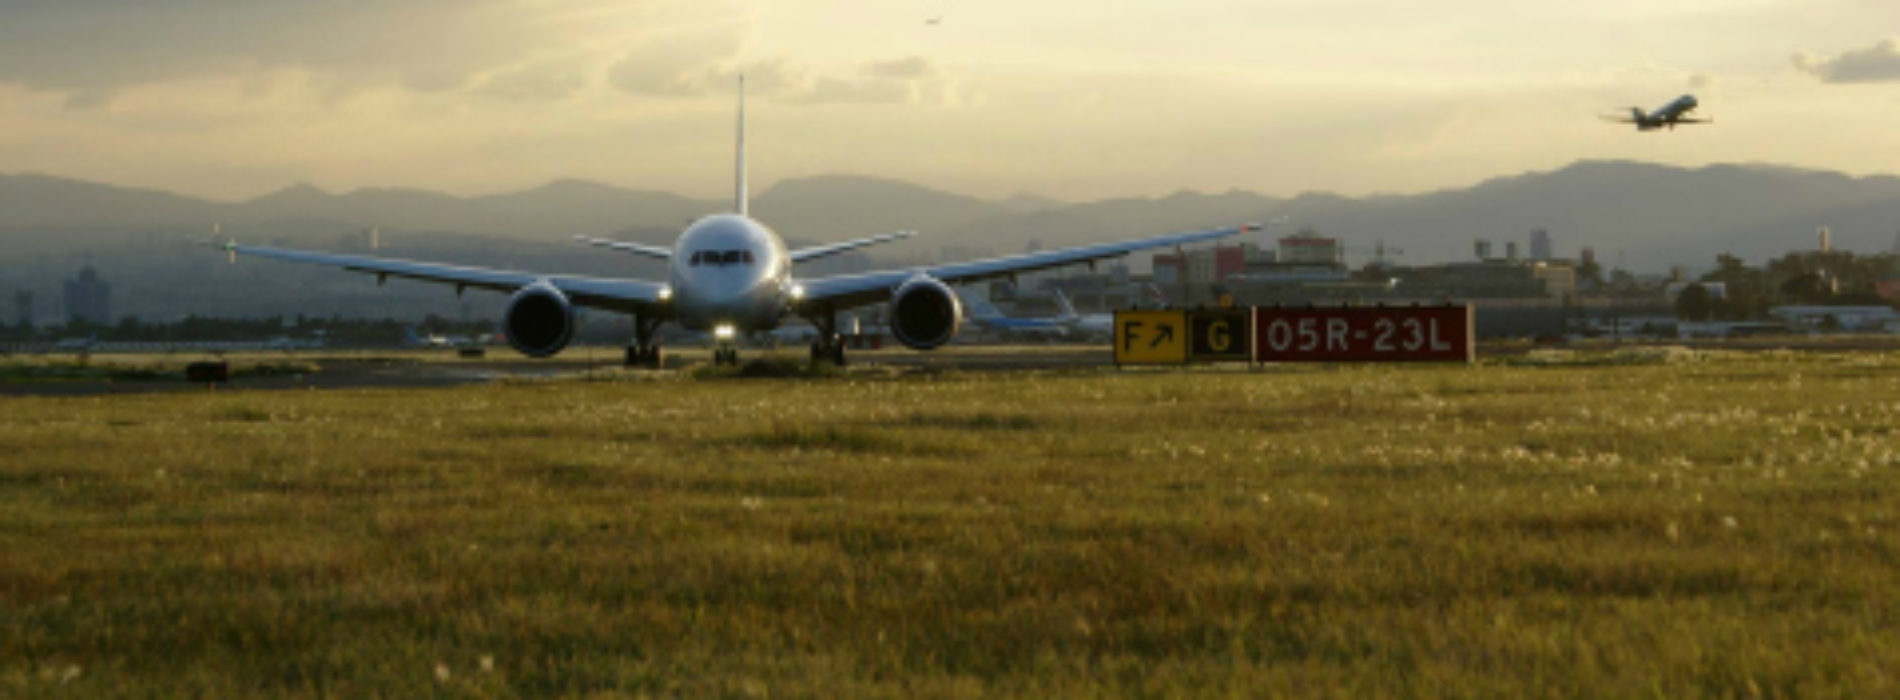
[865,57,937,81]
[606,24,749,96]
[0,1,537,93]
[476,60,591,102]
[1793,38,1900,83]
[605,39,957,107]
[0,0,747,103]
[791,57,950,105]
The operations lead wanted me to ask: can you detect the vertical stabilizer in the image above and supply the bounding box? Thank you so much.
[735,75,748,217]
[1052,288,1079,321]
[1630,107,1646,126]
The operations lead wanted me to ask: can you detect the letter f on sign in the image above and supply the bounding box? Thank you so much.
[1122,321,1143,352]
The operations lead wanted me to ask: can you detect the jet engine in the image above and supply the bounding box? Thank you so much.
[503,282,575,358]
[889,276,962,350]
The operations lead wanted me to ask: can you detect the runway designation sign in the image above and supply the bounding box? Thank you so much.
[1252,305,1474,363]
[1114,310,1189,365]
[1188,309,1252,363]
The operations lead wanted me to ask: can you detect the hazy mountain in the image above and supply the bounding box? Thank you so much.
[0,174,218,227]
[1263,161,1900,268]
[996,192,1068,213]
[7,159,1900,292]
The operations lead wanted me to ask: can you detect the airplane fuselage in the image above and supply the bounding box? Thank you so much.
[1636,94,1699,131]
[667,214,792,333]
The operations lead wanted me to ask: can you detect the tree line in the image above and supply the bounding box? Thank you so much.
[1675,250,1898,321]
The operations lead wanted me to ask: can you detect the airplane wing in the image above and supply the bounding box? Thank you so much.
[573,236,674,260]
[797,223,1256,310]
[1672,117,1711,124]
[221,242,668,314]
[789,230,916,263]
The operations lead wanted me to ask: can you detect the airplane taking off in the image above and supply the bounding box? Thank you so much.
[216,78,1254,367]
[1605,94,1709,131]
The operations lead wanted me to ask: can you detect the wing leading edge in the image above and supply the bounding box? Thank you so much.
[221,242,668,314]
[573,236,674,260]
[797,223,1258,310]
[789,230,916,262]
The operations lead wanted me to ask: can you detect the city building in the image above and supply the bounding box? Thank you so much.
[1276,229,1341,265]
[14,291,31,330]
[1529,229,1553,261]
[63,266,111,326]
[1152,243,1263,287]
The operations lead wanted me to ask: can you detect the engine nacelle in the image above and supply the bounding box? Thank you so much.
[504,282,575,358]
[889,276,962,350]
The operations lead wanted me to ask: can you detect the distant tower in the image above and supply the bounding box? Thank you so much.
[1818,226,1832,253]
[1581,246,1596,267]
[1505,241,1520,262]
[62,266,110,326]
[14,291,32,329]
[1474,239,1492,260]
[1529,229,1553,261]
[1890,228,1899,255]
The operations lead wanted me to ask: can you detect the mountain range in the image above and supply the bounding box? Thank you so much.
[4,160,1898,321]
[7,159,1899,265]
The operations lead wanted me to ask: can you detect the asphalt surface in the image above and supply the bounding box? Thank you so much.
[4,337,1895,397]
[0,345,1117,396]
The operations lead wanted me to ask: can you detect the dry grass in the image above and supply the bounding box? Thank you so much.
[3,350,1899,695]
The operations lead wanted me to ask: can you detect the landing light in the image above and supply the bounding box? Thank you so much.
[789,284,806,300]
[714,324,736,340]
[658,286,673,301]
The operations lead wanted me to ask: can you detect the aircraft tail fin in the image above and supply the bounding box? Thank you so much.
[735,75,748,217]
[1630,107,1647,126]
[1144,283,1169,308]
[1052,288,1079,321]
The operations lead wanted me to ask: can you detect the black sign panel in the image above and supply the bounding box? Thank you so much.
[1189,309,1253,363]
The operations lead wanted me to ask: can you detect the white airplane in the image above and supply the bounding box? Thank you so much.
[962,291,1076,341]
[1060,284,1169,341]
[1605,94,1709,131]
[217,78,1255,367]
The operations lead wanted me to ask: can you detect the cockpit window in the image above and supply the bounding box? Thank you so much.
[689,249,754,267]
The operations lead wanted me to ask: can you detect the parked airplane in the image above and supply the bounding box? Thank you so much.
[1061,284,1170,341]
[215,78,1254,367]
[1605,94,1709,131]
[402,326,453,348]
[963,291,1077,341]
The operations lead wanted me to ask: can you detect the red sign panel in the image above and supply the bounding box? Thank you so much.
[1252,305,1473,363]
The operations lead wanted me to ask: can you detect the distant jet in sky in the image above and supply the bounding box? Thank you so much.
[1605,94,1709,131]
[925,15,942,25]
[215,77,1251,367]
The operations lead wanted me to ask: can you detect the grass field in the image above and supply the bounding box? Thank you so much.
[3,348,1898,695]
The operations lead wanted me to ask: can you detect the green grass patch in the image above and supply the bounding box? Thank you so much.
[3,353,1900,694]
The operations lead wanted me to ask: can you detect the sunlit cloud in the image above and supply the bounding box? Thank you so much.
[1792,38,1900,84]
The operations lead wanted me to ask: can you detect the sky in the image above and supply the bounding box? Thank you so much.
[0,0,1896,202]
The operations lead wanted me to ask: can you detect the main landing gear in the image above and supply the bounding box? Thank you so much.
[625,315,666,369]
[712,346,740,366]
[806,310,847,366]
[808,336,847,366]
